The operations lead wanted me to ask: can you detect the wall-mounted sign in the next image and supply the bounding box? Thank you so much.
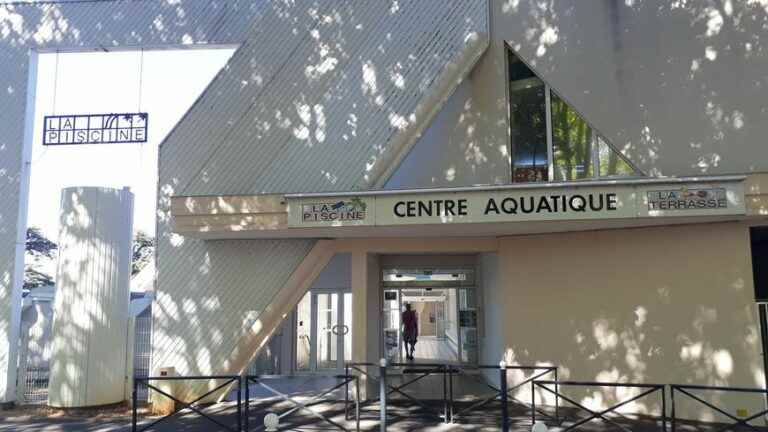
[287,180,745,228]
[43,113,148,145]
[299,197,369,225]
[647,187,727,211]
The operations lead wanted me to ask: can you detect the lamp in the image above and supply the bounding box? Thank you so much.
[531,421,548,432]
[264,412,279,431]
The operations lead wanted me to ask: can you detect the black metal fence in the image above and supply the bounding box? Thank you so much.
[345,361,558,431]
[453,364,558,428]
[130,370,768,431]
[245,374,359,432]
[132,375,242,432]
[671,384,768,432]
[533,380,667,432]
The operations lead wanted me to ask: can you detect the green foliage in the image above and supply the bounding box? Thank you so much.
[132,231,155,275]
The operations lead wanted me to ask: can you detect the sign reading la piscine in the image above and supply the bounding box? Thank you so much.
[43,113,148,146]
[288,181,745,228]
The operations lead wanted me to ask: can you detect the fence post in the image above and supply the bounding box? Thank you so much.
[356,375,361,432]
[442,364,448,423]
[661,385,667,432]
[345,364,350,421]
[379,358,387,432]
[670,386,676,432]
[245,377,250,432]
[132,378,138,432]
[500,361,509,432]
[531,378,536,426]
[448,365,454,423]
[237,377,242,432]
[554,367,559,424]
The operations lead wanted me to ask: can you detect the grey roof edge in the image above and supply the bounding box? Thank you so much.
[286,175,748,199]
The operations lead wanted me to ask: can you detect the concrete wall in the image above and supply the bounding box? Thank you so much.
[496,222,762,420]
[392,0,768,186]
[615,1,768,176]
[479,252,503,385]
[385,79,511,189]
[311,253,351,290]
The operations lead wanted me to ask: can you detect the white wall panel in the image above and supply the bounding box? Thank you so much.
[385,79,511,189]
[154,0,489,384]
[167,0,489,196]
[311,253,351,290]
[493,0,768,177]
[0,0,259,403]
[48,187,133,408]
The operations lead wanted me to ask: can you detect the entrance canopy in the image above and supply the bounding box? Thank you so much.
[171,175,757,240]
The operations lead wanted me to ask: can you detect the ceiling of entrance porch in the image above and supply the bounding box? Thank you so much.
[172,210,746,241]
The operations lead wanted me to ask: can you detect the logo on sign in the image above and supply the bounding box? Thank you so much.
[647,187,727,211]
[43,113,148,145]
[302,197,367,223]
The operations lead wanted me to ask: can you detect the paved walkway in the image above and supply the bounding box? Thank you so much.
[2,373,765,431]
[2,401,762,432]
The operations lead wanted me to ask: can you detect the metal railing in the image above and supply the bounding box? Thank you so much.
[346,361,558,431]
[133,313,152,403]
[19,366,49,404]
[452,364,558,429]
[132,375,242,432]
[670,384,768,432]
[533,380,667,432]
[244,374,359,432]
[128,371,768,431]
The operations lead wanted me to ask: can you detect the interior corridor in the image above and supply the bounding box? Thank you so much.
[410,336,458,363]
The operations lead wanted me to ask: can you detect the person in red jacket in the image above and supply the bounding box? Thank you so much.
[402,303,418,360]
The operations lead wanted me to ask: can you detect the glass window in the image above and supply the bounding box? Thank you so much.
[295,291,312,371]
[598,136,636,177]
[552,92,594,181]
[507,49,641,182]
[508,54,548,183]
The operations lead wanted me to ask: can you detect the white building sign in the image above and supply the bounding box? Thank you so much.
[43,113,148,146]
[287,180,745,228]
[300,198,368,223]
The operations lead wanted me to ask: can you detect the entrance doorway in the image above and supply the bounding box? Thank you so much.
[382,269,477,365]
[295,289,353,373]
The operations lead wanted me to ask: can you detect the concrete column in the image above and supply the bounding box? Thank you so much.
[48,187,134,407]
[351,251,380,399]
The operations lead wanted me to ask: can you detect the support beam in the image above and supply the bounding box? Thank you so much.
[351,251,380,399]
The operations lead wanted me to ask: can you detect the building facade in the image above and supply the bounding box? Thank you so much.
[158,0,768,418]
[2,0,768,419]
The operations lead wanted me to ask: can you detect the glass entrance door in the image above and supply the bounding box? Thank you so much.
[295,290,352,372]
[381,268,477,365]
[316,293,339,370]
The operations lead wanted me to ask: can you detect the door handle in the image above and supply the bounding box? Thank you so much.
[341,325,349,335]
[331,324,339,335]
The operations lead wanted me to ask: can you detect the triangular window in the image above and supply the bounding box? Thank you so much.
[508,50,642,182]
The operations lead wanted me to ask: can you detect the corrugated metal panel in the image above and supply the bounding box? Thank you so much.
[0,0,259,402]
[48,187,133,408]
[151,238,315,375]
[1,0,490,397]
[170,0,489,196]
[153,1,489,382]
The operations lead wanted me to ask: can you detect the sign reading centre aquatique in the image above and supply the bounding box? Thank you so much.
[287,180,745,228]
